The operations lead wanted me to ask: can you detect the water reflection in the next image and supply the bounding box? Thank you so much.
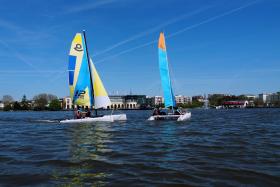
[0,110,279,186]
[53,123,114,185]
[70,123,113,160]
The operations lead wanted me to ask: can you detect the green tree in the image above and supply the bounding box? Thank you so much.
[21,94,30,110]
[177,101,203,108]
[3,105,12,111]
[49,99,62,111]
[13,101,22,110]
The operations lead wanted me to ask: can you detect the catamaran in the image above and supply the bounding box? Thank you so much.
[60,31,126,123]
[148,32,191,121]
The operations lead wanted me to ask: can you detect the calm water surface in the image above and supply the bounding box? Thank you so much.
[0,109,279,186]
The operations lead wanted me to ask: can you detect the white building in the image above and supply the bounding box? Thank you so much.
[109,95,125,109]
[258,93,270,103]
[109,95,146,109]
[63,97,73,109]
[153,96,164,106]
[125,99,137,109]
[245,94,256,100]
[267,93,280,104]
[175,95,192,104]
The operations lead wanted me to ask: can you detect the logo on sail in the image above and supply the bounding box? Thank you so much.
[74,44,83,52]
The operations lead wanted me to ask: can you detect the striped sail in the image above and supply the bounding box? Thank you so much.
[158,32,176,107]
[90,59,111,109]
[68,33,93,107]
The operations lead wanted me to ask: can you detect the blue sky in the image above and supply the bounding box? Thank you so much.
[0,0,279,100]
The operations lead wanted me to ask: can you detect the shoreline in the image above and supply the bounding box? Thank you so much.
[1,107,280,112]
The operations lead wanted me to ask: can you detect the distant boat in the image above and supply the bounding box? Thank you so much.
[60,31,126,123]
[148,32,191,121]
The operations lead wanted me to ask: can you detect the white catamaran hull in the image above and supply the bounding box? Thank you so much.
[60,114,127,124]
[60,115,113,123]
[148,112,191,121]
[112,114,127,121]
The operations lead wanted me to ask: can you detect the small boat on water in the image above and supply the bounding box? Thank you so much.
[60,114,126,124]
[148,32,191,121]
[148,112,191,121]
[60,31,127,123]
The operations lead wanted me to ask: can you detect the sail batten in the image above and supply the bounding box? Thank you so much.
[158,32,176,108]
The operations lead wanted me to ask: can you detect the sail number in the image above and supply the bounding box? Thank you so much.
[75,90,86,99]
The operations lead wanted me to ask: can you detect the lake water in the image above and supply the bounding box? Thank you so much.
[0,109,279,186]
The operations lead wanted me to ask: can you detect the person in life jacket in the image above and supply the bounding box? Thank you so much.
[74,106,82,119]
[85,106,91,117]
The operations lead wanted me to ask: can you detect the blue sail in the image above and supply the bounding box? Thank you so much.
[158,32,176,108]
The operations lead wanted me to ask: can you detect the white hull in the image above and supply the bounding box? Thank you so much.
[112,114,127,121]
[148,112,191,121]
[60,114,127,124]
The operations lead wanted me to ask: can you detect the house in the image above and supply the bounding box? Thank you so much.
[222,101,249,108]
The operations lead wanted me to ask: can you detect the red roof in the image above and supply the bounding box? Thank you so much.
[223,101,246,105]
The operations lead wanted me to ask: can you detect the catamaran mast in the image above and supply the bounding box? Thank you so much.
[82,30,97,116]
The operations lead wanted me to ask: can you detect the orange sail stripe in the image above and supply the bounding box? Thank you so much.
[158,32,166,50]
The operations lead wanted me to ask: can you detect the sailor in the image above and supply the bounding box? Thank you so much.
[174,109,181,115]
[152,107,160,116]
[75,106,82,119]
[85,106,91,117]
[159,107,166,115]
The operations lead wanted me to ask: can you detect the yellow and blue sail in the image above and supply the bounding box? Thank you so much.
[158,32,176,108]
[68,33,93,107]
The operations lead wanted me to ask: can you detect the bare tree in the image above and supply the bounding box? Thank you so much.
[33,93,58,110]
[47,94,58,102]
[2,95,14,106]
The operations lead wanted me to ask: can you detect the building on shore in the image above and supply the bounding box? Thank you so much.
[63,97,73,110]
[152,96,164,106]
[109,95,125,109]
[266,93,280,106]
[258,93,270,103]
[109,95,147,109]
[62,95,144,110]
[222,100,249,108]
[192,95,204,102]
[175,95,192,104]
[61,94,193,110]
[244,94,257,100]
[0,101,4,110]
[125,95,147,109]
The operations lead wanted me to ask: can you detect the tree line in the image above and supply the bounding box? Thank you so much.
[1,94,62,111]
[208,93,280,107]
